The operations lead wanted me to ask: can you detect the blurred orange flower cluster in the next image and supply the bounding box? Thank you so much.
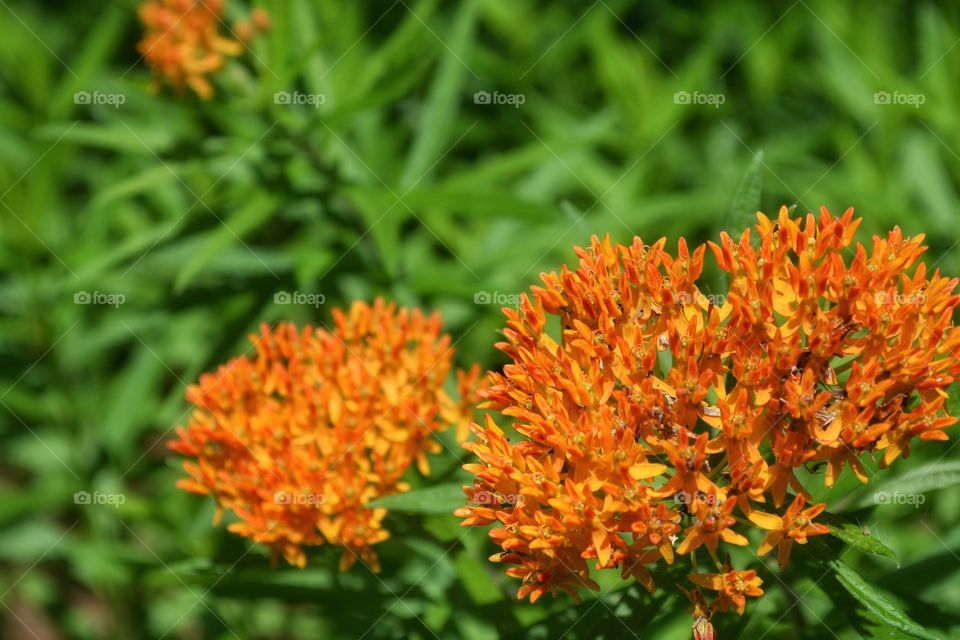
[137,0,268,99]
[170,299,480,571]
[456,208,960,626]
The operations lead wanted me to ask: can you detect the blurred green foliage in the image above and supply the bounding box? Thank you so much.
[2,0,960,638]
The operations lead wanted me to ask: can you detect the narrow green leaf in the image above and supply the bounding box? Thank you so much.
[368,483,465,514]
[350,0,441,100]
[50,3,130,119]
[822,515,899,565]
[852,460,960,509]
[343,186,404,277]
[903,131,955,228]
[0,482,75,526]
[88,165,179,211]
[399,0,480,188]
[454,614,499,640]
[402,187,559,220]
[453,551,503,605]
[102,348,165,458]
[726,150,764,238]
[174,193,278,293]
[829,560,939,640]
[34,122,175,154]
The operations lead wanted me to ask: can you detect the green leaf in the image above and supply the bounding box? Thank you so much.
[88,164,180,211]
[0,482,75,527]
[34,121,176,154]
[101,348,166,458]
[903,131,956,229]
[50,3,130,119]
[402,187,558,220]
[454,613,499,640]
[829,560,939,640]
[454,550,503,605]
[368,483,465,514]
[726,150,764,238]
[851,461,960,510]
[174,192,279,293]
[822,515,899,565]
[343,186,405,277]
[399,0,481,188]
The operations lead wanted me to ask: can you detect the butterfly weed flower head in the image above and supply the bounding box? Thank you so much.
[456,207,960,631]
[137,0,268,99]
[170,299,481,571]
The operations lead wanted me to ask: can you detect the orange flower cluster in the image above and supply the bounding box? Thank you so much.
[170,299,480,571]
[137,0,267,99]
[457,208,960,626]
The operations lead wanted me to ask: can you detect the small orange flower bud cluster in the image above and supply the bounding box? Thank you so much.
[137,0,266,99]
[170,299,480,571]
[457,207,960,622]
[234,8,271,44]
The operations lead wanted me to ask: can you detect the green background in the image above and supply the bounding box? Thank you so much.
[2,1,960,638]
